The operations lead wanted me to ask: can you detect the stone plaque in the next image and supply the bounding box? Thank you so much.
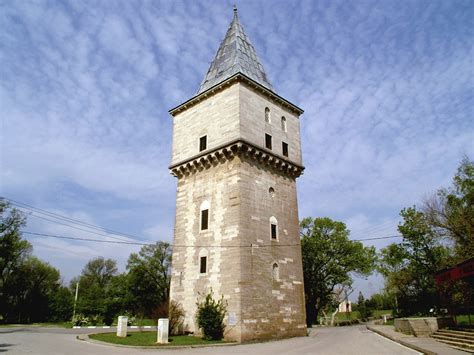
[228,312,237,326]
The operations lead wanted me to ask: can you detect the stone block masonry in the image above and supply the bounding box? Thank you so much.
[168,8,307,343]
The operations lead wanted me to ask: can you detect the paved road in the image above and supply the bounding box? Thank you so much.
[0,325,421,355]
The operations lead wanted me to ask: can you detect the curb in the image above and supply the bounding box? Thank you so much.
[73,325,154,329]
[366,325,435,355]
[77,333,239,349]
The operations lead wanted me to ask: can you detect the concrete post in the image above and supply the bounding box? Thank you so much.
[117,316,128,337]
[157,318,169,344]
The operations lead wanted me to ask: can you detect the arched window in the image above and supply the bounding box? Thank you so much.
[268,187,275,198]
[200,201,210,231]
[281,116,287,132]
[265,107,270,123]
[272,263,279,281]
[269,216,278,240]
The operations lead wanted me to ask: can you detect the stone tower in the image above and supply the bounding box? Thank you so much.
[169,8,306,342]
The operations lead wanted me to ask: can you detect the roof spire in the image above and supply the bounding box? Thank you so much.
[196,7,273,94]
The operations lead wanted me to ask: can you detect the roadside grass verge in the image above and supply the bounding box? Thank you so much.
[0,322,70,328]
[89,331,231,346]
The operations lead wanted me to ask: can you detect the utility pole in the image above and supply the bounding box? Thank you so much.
[72,281,79,320]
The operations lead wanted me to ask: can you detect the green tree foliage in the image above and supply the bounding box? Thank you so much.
[300,217,376,326]
[127,242,171,317]
[49,286,73,322]
[0,201,73,323]
[424,156,474,260]
[356,292,372,320]
[378,207,451,316]
[366,292,395,311]
[195,289,227,340]
[0,200,31,321]
[14,257,63,322]
[73,257,119,320]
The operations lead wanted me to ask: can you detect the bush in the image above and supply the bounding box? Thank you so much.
[169,300,185,335]
[71,314,88,326]
[121,311,137,326]
[195,290,227,340]
[89,314,103,326]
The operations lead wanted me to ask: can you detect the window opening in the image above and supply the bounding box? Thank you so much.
[200,256,207,274]
[272,263,279,281]
[265,134,272,150]
[282,142,288,157]
[265,107,270,123]
[270,216,278,240]
[201,209,209,230]
[269,187,275,198]
[281,116,287,131]
[199,136,207,152]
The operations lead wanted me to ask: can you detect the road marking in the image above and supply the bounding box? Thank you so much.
[371,331,423,354]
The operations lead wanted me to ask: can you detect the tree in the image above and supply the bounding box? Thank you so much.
[13,257,62,323]
[356,292,373,320]
[127,242,171,317]
[423,156,474,260]
[74,257,118,318]
[0,200,31,322]
[300,217,376,326]
[378,207,451,316]
[0,201,74,323]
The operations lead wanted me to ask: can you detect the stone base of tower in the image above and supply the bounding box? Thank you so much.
[236,323,307,343]
[168,154,307,343]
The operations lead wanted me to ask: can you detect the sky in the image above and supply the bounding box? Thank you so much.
[1,0,473,300]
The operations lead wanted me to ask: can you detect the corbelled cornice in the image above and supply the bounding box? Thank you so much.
[169,139,304,179]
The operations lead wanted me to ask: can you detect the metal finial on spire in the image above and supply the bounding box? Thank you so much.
[233,4,237,14]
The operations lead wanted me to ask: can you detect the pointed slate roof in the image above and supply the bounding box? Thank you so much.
[197,7,273,94]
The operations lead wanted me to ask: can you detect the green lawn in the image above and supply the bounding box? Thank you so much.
[331,309,392,322]
[0,322,71,328]
[89,332,230,346]
[455,314,474,327]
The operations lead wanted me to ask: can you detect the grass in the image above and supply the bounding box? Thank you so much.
[455,314,474,327]
[0,321,71,328]
[327,309,393,323]
[89,331,229,346]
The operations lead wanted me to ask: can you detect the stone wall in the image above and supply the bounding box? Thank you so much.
[239,83,302,166]
[171,83,240,165]
[238,156,307,341]
[169,83,306,342]
[169,160,242,341]
[394,317,455,337]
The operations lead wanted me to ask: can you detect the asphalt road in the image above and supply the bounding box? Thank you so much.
[0,325,421,355]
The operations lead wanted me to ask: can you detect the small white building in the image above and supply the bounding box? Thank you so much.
[338,300,352,313]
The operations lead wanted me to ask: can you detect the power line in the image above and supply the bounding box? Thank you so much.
[353,235,402,241]
[23,231,402,247]
[23,231,150,246]
[27,213,133,243]
[5,197,403,246]
[3,197,149,242]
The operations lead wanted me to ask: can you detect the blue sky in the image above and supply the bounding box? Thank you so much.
[1,0,473,299]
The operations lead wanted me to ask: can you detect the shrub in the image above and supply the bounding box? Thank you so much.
[71,314,88,326]
[195,289,227,340]
[169,300,185,335]
[89,314,103,326]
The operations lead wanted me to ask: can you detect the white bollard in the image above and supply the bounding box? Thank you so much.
[383,315,387,324]
[117,316,128,337]
[157,318,169,344]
